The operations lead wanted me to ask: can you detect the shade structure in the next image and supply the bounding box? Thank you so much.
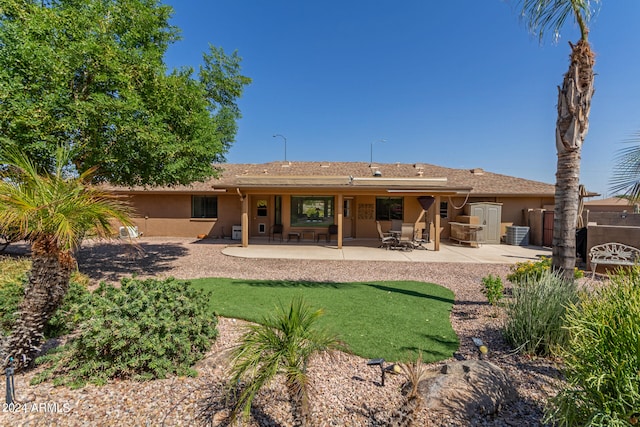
[417,196,435,211]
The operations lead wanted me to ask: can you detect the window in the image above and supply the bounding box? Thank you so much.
[256,199,268,217]
[290,196,334,227]
[343,199,351,218]
[440,201,448,219]
[376,197,403,221]
[192,196,218,218]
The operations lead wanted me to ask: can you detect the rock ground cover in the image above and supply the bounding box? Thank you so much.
[0,238,572,426]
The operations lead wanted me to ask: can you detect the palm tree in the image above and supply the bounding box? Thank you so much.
[516,0,599,280]
[0,146,132,372]
[227,296,343,426]
[610,133,640,203]
[386,353,430,427]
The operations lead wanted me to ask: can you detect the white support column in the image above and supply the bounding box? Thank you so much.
[241,194,249,248]
[434,195,441,251]
[337,193,344,249]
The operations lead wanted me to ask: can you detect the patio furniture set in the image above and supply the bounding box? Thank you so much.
[268,224,338,243]
[376,221,428,251]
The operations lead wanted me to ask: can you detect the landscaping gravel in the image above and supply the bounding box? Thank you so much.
[1,238,570,426]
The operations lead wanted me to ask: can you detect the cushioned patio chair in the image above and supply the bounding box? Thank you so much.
[396,224,415,251]
[376,221,397,249]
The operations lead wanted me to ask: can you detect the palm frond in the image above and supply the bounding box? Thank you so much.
[609,134,640,203]
[516,0,600,42]
[0,145,133,251]
[226,296,344,424]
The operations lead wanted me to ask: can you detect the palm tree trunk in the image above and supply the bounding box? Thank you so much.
[553,149,581,279]
[2,238,74,371]
[287,381,311,427]
[552,39,595,281]
[387,395,422,427]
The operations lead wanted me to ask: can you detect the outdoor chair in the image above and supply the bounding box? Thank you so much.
[269,224,283,242]
[317,224,338,243]
[413,227,429,250]
[376,221,397,249]
[396,224,415,251]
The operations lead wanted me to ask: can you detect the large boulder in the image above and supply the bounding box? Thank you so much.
[416,360,516,418]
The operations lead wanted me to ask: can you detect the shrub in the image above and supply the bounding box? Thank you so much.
[44,278,91,338]
[0,258,89,337]
[503,269,578,356]
[227,296,342,425]
[0,258,29,335]
[34,277,218,388]
[507,256,583,283]
[481,274,504,306]
[546,267,640,427]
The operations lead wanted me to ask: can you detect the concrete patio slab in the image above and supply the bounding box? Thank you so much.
[222,239,551,264]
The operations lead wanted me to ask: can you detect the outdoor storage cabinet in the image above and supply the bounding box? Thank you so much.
[465,203,502,244]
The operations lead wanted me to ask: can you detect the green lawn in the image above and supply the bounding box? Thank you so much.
[189,278,458,363]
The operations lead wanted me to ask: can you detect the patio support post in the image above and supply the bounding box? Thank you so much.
[241,192,249,247]
[434,195,441,251]
[337,193,344,249]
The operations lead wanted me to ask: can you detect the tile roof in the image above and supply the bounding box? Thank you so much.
[110,161,555,196]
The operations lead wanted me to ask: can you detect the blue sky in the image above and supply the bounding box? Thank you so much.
[162,1,640,198]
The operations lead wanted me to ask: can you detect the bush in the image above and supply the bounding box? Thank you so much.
[503,269,578,356]
[0,258,89,337]
[507,256,583,283]
[44,278,91,338]
[546,267,640,427]
[481,274,504,306]
[34,277,218,388]
[0,258,29,335]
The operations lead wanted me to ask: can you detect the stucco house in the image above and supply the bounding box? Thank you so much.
[108,161,555,250]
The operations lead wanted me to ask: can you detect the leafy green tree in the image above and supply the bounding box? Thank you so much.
[610,134,640,204]
[515,0,599,280]
[0,146,131,371]
[228,296,343,427]
[0,0,250,186]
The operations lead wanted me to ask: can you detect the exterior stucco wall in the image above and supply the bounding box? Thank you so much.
[351,195,435,239]
[124,192,553,242]
[127,193,242,238]
[586,212,640,227]
[583,203,639,214]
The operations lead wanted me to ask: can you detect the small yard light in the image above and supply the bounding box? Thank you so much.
[5,357,15,405]
[367,358,386,386]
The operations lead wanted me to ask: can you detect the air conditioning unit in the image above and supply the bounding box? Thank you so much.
[119,226,140,239]
[232,225,242,240]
